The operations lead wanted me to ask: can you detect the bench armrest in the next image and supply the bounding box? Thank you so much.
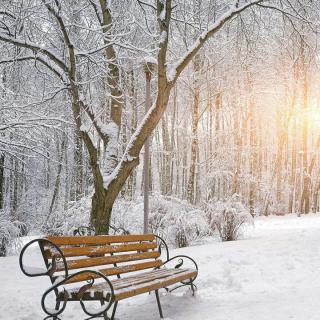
[19,238,69,278]
[154,234,198,272]
[163,255,198,274]
[162,255,198,294]
[155,234,170,261]
[41,269,115,318]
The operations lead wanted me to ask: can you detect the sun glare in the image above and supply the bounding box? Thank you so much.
[291,98,320,131]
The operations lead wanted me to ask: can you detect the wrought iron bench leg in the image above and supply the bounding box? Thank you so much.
[190,280,197,296]
[99,300,118,320]
[52,300,61,320]
[100,300,109,320]
[155,290,164,319]
[110,301,118,320]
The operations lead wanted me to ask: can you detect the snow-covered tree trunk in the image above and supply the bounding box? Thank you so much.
[160,115,172,195]
[187,53,200,204]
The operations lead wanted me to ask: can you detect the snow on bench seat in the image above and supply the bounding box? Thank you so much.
[60,268,197,301]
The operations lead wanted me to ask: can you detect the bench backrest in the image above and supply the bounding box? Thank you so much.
[40,234,162,284]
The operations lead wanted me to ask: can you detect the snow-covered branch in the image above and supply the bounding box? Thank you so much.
[168,0,264,83]
[0,34,69,74]
[0,55,66,82]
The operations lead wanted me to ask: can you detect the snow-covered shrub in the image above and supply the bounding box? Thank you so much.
[161,208,209,247]
[111,199,143,234]
[148,196,210,248]
[42,194,210,248]
[206,195,253,241]
[110,195,210,247]
[0,210,25,256]
[44,196,91,235]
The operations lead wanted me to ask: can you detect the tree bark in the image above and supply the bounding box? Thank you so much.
[0,154,4,210]
[187,54,201,204]
[299,38,310,214]
[48,133,66,217]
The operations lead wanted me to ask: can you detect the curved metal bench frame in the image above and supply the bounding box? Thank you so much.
[19,235,198,319]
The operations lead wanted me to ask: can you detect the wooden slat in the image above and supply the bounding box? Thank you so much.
[76,269,186,300]
[110,269,172,287]
[44,242,158,259]
[46,234,155,246]
[56,251,160,272]
[115,269,197,300]
[62,268,197,301]
[107,268,187,290]
[61,260,163,284]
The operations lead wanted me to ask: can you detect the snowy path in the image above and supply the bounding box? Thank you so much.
[1,214,320,320]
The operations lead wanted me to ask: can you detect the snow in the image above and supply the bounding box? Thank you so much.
[80,123,90,132]
[22,266,48,275]
[100,121,118,137]
[166,66,177,82]
[159,31,167,44]
[144,56,158,65]
[102,121,119,178]
[159,8,166,21]
[2,214,320,319]
[123,154,137,162]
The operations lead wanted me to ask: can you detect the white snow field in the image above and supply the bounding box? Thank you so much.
[1,214,320,320]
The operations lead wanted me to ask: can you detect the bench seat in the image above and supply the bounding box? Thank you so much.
[60,268,197,301]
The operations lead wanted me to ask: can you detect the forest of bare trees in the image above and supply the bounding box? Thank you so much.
[1,0,320,250]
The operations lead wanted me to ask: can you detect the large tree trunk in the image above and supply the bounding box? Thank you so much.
[91,189,112,235]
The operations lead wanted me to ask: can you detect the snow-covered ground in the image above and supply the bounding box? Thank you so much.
[1,214,320,320]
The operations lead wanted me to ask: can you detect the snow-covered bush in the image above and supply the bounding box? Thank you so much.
[206,195,253,241]
[0,210,24,256]
[148,196,210,248]
[111,195,211,248]
[111,198,143,234]
[44,196,91,235]
[43,194,210,248]
[160,208,209,247]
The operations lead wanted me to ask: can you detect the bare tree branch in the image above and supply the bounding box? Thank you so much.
[171,0,264,83]
[0,33,69,73]
[0,55,66,81]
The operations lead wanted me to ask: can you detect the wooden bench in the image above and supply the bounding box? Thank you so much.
[19,234,198,319]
